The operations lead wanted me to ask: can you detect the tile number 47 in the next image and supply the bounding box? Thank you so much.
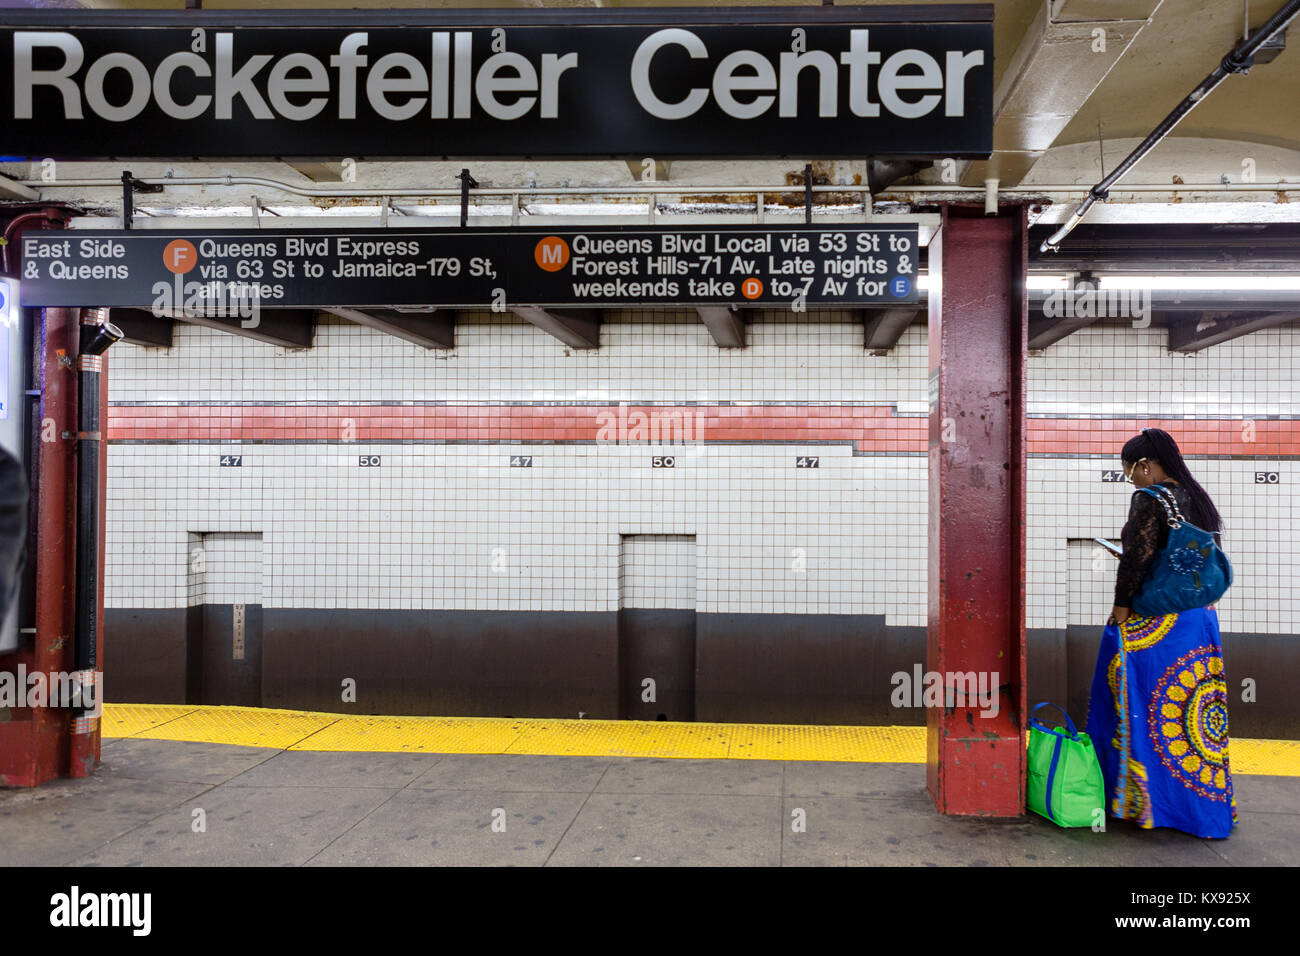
[219,455,242,467]
[796,456,820,468]
[510,456,533,467]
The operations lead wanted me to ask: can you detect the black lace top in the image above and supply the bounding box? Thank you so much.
[1113,480,1219,607]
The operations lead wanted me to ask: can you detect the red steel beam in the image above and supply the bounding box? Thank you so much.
[926,205,1029,817]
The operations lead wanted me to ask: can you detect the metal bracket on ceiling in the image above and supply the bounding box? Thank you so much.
[804,163,813,224]
[1072,270,1098,295]
[120,170,163,231]
[249,196,281,228]
[457,168,478,228]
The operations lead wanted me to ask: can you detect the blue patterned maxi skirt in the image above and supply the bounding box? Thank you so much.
[1084,605,1237,839]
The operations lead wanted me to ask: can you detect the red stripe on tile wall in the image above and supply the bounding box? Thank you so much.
[105,405,1300,456]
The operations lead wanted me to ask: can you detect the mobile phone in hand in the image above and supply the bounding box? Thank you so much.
[1093,537,1122,558]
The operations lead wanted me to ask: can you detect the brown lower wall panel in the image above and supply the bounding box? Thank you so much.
[1027,628,1068,721]
[619,608,696,721]
[102,608,1299,737]
[102,608,189,704]
[695,613,927,725]
[260,609,620,718]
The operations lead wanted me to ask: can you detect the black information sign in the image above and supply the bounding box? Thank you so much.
[18,226,920,308]
[0,7,993,159]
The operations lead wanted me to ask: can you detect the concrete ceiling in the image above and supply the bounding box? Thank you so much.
[10,0,1295,230]
[1055,0,1300,153]
[73,0,1043,98]
[66,0,1296,167]
[13,0,1298,347]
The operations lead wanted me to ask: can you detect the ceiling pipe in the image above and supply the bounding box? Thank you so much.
[72,308,122,730]
[1040,0,1300,253]
[984,178,999,215]
[10,175,1300,243]
[12,177,1300,201]
[20,178,1300,196]
[2,209,72,274]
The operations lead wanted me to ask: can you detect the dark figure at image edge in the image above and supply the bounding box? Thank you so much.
[0,447,27,641]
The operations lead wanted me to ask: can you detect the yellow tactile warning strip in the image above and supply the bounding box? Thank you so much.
[100,704,194,738]
[99,704,1300,775]
[1232,738,1300,776]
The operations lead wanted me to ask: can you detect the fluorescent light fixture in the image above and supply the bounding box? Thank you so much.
[916,275,1071,291]
[906,273,1300,293]
[1027,275,1070,290]
[1098,275,1300,290]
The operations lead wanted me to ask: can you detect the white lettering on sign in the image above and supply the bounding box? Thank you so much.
[13,32,84,119]
[154,51,212,119]
[12,31,581,124]
[12,28,984,125]
[631,28,984,121]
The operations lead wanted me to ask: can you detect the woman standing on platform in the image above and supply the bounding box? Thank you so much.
[1085,427,1236,839]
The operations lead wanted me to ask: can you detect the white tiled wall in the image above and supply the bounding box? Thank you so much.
[106,441,919,617]
[105,315,1300,634]
[1028,325,1296,417]
[621,535,697,610]
[106,310,931,408]
[187,532,263,606]
[1067,538,1118,627]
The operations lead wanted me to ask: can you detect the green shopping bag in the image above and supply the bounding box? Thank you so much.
[1027,702,1106,828]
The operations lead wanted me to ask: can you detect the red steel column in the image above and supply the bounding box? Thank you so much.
[926,204,1029,816]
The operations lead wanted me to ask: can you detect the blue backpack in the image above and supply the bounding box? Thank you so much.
[1130,484,1233,616]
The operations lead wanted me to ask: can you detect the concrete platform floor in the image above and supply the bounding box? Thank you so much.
[2,737,1296,866]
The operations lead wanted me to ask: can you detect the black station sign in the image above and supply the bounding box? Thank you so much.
[16,226,921,309]
[0,7,993,159]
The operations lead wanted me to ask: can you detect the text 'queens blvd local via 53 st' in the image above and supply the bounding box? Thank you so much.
[18,226,921,309]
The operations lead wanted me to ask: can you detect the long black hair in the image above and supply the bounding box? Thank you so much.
[1121,427,1223,535]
